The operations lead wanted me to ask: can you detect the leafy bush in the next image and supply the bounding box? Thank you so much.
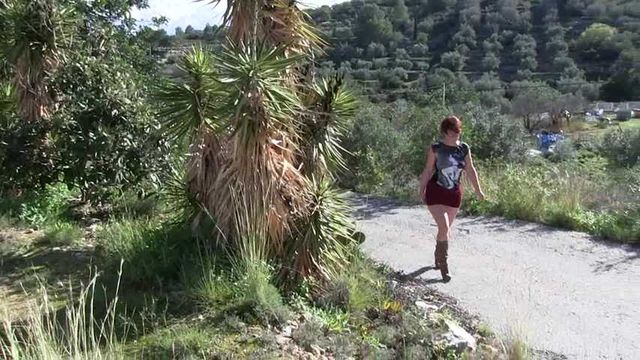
[0,183,76,227]
[550,139,578,162]
[96,220,196,284]
[456,104,528,161]
[0,120,61,193]
[601,128,640,167]
[53,52,171,201]
[463,161,639,243]
[41,222,84,246]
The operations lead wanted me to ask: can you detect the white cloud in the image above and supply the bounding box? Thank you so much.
[132,0,346,34]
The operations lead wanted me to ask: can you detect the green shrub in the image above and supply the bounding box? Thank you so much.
[96,220,196,284]
[456,104,528,161]
[463,161,639,243]
[236,261,290,325]
[549,139,578,162]
[0,183,76,227]
[315,254,390,314]
[41,222,84,246]
[601,127,640,167]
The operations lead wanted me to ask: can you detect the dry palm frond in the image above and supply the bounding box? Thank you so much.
[200,0,324,55]
[170,44,311,252]
[261,0,325,55]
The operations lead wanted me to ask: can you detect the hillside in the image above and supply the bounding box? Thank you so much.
[305,0,640,102]
[145,0,640,103]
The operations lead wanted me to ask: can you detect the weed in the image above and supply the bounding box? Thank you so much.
[237,261,290,326]
[477,322,494,338]
[40,222,84,246]
[96,219,196,284]
[292,319,325,351]
[0,268,126,360]
[0,185,72,227]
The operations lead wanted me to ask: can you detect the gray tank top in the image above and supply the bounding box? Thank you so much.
[431,141,469,189]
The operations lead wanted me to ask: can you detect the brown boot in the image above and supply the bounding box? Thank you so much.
[435,241,451,283]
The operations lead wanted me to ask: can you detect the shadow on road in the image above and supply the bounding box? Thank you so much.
[593,250,640,273]
[347,193,418,220]
[390,265,448,284]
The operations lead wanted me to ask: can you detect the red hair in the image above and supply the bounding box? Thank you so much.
[440,116,462,135]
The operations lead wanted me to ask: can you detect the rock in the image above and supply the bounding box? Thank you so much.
[276,335,289,347]
[415,300,438,314]
[310,344,323,357]
[286,319,299,328]
[282,325,293,338]
[478,344,499,357]
[88,223,100,233]
[443,319,477,352]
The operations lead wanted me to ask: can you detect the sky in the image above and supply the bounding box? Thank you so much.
[132,0,346,34]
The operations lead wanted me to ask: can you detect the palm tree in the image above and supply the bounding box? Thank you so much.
[159,0,358,282]
[0,0,71,122]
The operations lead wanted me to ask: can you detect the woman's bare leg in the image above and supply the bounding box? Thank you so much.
[428,205,450,241]
[444,206,460,237]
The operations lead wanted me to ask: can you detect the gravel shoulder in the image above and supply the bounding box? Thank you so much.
[352,195,640,360]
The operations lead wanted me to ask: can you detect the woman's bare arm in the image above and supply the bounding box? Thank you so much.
[420,148,436,198]
[464,150,485,200]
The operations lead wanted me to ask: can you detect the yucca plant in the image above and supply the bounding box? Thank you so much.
[160,0,359,284]
[0,0,73,122]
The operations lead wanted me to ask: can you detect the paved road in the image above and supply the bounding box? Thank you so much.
[352,195,640,359]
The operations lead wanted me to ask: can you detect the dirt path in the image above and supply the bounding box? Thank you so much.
[352,195,640,360]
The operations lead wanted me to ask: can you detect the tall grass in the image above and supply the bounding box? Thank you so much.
[95,219,195,284]
[463,160,640,243]
[0,267,126,360]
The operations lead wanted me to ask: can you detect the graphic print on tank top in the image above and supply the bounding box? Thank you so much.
[433,142,468,190]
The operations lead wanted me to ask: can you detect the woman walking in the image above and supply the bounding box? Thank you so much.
[419,116,484,282]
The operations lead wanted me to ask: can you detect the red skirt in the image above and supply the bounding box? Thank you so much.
[424,179,462,208]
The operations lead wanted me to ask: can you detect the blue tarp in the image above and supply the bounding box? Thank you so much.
[536,132,565,153]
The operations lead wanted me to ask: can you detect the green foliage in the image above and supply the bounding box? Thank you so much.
[549,139,578,162]
[458,104,528,160]
[0,0,170,201]
[0,183,75,227]
[463,161,640,243]
[600,128,640,167]
[314,253,390,314]
[286,180,356,282]
[575,23,617,51]
[41,221,84,246]
[53,51,170,200]
[0,119,60,192]
[354,4,394,47]
[96,220,197,284]
[234,261,290,326]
